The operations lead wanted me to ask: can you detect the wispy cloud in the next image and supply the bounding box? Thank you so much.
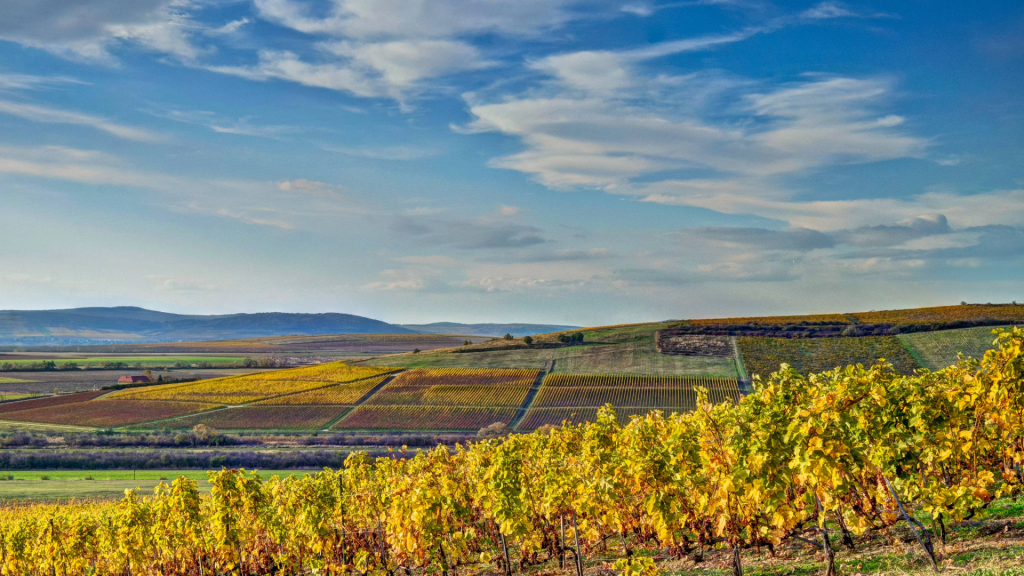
[0,100,161,141]
[323,144,441,160]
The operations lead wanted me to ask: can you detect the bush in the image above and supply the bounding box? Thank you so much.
[476,422,511,439]
[523,335,533,346]
[503,333,514,341]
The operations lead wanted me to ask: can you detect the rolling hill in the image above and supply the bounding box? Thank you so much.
[400,322,580,337]
[0,307,414,346]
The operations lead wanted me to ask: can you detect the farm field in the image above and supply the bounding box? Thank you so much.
[0,355,246,367]
[0,399,215,427]
[110,362,398,404]
[737,335,921,378]
[358,331,740,377]
[335,405,519,430]
[256,373,393,405]
[364,368,537,407]
[0,470,313,501]
[0,367,273,395]
[517,373,740,431]
[850,303,1024,325]
[162,406,351,430]
[899,325,1008,370]
[19,333,491,355]
[337,368,536,430]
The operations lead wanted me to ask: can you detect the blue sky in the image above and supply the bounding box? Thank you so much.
[0,0,1022,325]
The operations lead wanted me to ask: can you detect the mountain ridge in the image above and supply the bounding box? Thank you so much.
[0,307,413,346]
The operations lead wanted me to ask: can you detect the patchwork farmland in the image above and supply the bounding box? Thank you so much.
[0,303,1018,433]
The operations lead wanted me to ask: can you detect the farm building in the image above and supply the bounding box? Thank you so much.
[117,375,152,384]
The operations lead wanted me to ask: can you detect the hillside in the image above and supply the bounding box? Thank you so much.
[0,307,414,346]
[400,322,580,337]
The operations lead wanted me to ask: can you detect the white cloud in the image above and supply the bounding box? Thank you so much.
[364,268,426,291]
[323,144,440,160]
[0,100,161,142]
[800,2,856,20]
[499,205,520,216]
[253,0,581,40]
[0,0,205,62]
[0,73,85,91]
[207,18,251,36]
[278,179,345,196]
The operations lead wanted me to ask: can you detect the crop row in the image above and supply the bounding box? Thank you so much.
[256,373,393,405]
[0,390,106,414]
[165,406,351,430]
[0,399,215,427]
[367,384,531,407]
[737,335,920,378]
[386,368,539,388]
[850,304,1024,325]
[532,386,738,408]
[541,373,739,389]
[111,362,399,404]
[688,313,852,325]
[335,405,517,430]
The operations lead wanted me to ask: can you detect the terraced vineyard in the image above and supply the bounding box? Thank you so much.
[335,368,537,430]
[163,406,350,430]
[517,373,740,431]
[737,335,920,378]
[110,362,398,404]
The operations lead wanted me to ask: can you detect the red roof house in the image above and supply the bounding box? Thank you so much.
[118,375,152,384]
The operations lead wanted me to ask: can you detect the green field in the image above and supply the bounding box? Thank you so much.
[0,470,315,500]
[0,377,35,383]
[0,356,246,367]
[358,326,741,377]
[899,325,1009,370]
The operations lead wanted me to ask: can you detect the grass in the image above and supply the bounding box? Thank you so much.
[359,331,740,377]
[899,326,1009,370]
[0,393,37,401]
[0,469,315,501]
[154,405,351,430]
[0,377,35,384]
[0,356,247,367]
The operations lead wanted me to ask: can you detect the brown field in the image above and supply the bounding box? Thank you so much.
[0,399,214,427]
[0,390,107,414]
[159,406,351,430]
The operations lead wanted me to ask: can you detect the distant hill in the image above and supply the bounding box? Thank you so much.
[0,307,414,346]
[401,322,581,338]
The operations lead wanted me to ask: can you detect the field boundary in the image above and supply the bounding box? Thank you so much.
[321,373,400,430]
[509,363,552,429]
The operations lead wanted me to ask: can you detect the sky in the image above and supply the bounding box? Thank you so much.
[0,0,1022,326]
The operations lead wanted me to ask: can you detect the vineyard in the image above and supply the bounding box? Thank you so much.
[4,327,1023,576]
[850,303,1024,325]
[364,368,538,407]
[737,335,920,377]
[256,373,393,405]
[0,399,214,427]
[0,390,105,414]
[162,406,352,430]
[110,363,398,404]
[519,374,740,431]
[898,325,1007,370]
[335,405,519,430]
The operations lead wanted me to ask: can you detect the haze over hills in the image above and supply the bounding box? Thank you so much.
[0,307,581,346]
[400,322,581,338]
[0,307,414,346]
